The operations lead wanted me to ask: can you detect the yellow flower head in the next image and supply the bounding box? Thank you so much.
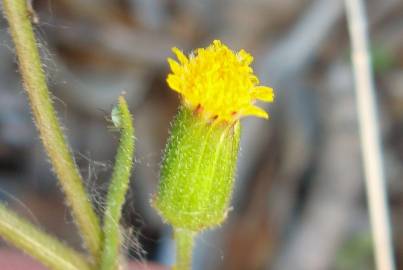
[167,40,274,122]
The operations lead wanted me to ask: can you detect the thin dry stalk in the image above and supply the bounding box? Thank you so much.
[344,0,395,269]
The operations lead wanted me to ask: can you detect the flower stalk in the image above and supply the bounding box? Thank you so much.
[2,0,102,260]
[174,229,195,270]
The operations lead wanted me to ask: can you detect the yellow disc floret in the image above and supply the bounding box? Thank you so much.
[167,40,275,122]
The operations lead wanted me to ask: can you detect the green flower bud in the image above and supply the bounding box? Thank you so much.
[155,107,240,231]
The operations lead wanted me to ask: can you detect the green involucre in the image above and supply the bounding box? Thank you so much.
[155,107,240,231]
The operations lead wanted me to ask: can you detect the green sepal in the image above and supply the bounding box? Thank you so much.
[155,106,240,231]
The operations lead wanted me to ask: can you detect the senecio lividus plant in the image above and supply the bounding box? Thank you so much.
[154,40,275,269]
[1,0,274,270]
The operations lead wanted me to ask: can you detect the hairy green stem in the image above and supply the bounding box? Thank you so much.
[100,97,135,270]
[174,229,195,270]
[0,204,92,270]
[2,0,102,260]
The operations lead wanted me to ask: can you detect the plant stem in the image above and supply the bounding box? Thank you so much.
[2,0,102,260]
[100,97,135,270]
[174,228,195,270]
[0,204,92,270]
[344,0,395,269]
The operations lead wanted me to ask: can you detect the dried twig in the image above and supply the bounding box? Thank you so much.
[344,0,395,269]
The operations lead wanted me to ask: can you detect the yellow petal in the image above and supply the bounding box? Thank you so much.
[172,47,188,64]
[168,58,181,74]
[242,106,269,119]
[251,86,274,102]
[238,49,253,65]
[212,40,222,47]
[166,75,182,93]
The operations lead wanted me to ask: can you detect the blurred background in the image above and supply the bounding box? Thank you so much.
[0,0,402,269]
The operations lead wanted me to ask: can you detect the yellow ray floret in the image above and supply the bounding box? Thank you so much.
[167,40,275,122]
